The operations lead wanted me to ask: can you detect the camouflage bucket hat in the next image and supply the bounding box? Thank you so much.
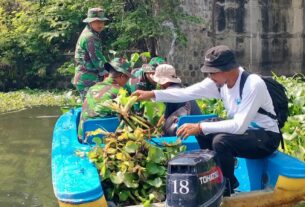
[104,58,135,78]
[83,8,109,23]
[149,57,166,67]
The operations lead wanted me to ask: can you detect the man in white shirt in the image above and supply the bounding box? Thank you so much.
[132,45,281,196]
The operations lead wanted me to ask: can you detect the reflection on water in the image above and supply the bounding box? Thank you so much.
[0,107,61,207]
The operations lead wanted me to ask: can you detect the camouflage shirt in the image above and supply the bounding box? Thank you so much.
[73,25,107,94]
[125,67,156,94]
[78,77,121,139]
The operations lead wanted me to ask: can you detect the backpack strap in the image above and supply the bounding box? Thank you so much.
[279,133,285,151]
[239,71,250,99]
[239,71,276,121]
[257,108,277,119]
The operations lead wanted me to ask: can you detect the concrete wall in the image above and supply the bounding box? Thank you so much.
[158,0,305,84]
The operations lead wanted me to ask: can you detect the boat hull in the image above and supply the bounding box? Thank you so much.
[58,196,107,207]
[52,108,305,206]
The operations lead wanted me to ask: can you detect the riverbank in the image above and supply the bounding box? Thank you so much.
[0,89,80,114]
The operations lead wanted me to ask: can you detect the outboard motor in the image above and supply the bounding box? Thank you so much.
[166,149,225,207]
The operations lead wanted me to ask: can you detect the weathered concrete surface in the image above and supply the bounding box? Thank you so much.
[158,0,305,84]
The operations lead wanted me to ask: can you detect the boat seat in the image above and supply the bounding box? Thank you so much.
[235,150,305,192]
[234,157,265,191]
[264,151,305,187]
[82,117,120,144]
[177,114,218,127]
[164,114,218,151]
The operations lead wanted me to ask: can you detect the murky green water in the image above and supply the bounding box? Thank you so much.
[0,107,61,207]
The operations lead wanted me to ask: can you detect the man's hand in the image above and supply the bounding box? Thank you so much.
[176,123,201,139]
[131,90,155,101]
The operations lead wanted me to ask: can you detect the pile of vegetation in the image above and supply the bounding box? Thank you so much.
[87,90,185,206]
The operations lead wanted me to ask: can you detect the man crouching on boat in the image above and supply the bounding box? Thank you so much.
[78,58,134,142]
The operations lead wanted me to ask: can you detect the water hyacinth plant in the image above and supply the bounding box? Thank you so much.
[0,89,80,114]
[87,90,186,206]
[274,74,305,161]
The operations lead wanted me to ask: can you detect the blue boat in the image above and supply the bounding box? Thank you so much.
[52,108,305,207]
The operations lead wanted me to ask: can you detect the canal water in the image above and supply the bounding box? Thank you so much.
[0,107,61,207]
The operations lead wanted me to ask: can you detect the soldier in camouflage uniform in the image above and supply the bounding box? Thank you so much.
[73,8,109,101]
[126,57,166,94]
[78,58,134,141]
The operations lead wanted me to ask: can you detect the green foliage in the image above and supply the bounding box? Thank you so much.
[0,89,80,114]
[273,74,305,116]
[102,0,200,54]
[196,98,227,118]
[0,0,200,91]
[56,60,75,76]
[140,100,165,126]
[0,0,95,89]
[87,91,185,205]
[274,74,305,161]
[130,52,151,68]
[281,115,305,161]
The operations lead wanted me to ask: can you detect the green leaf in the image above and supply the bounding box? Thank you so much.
[100,162,110,179]
[124,141,139,153]
[123,173,139,188]
[110,171,124,184]
[118,190,129,201]
[109,50,117,55]
[147,146,164,163]
[92,137,102,145]
[146,177,162,188]
[143,183,151,189]
[130,52,140,63]
[134,190,146,202]
[148,193,155,200]
[143,200,152,207]
[140,52,151,58]
[283,131,298,141]
[156,166,166,176]
[115,152,124,160]
[146,162,160,174]
[300,145,305,154]
[105,187,115,199]
[107,148,117,154]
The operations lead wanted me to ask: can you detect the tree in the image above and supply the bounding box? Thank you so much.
[0,0,199,90]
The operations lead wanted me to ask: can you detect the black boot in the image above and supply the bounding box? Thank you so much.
[223,178,239,197]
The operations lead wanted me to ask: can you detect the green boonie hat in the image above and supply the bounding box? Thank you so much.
[83,8,109,23]
[104,58,135,78]
[149,57,166,67]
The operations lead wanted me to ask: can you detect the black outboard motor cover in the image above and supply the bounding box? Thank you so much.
[166,149,225,207]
